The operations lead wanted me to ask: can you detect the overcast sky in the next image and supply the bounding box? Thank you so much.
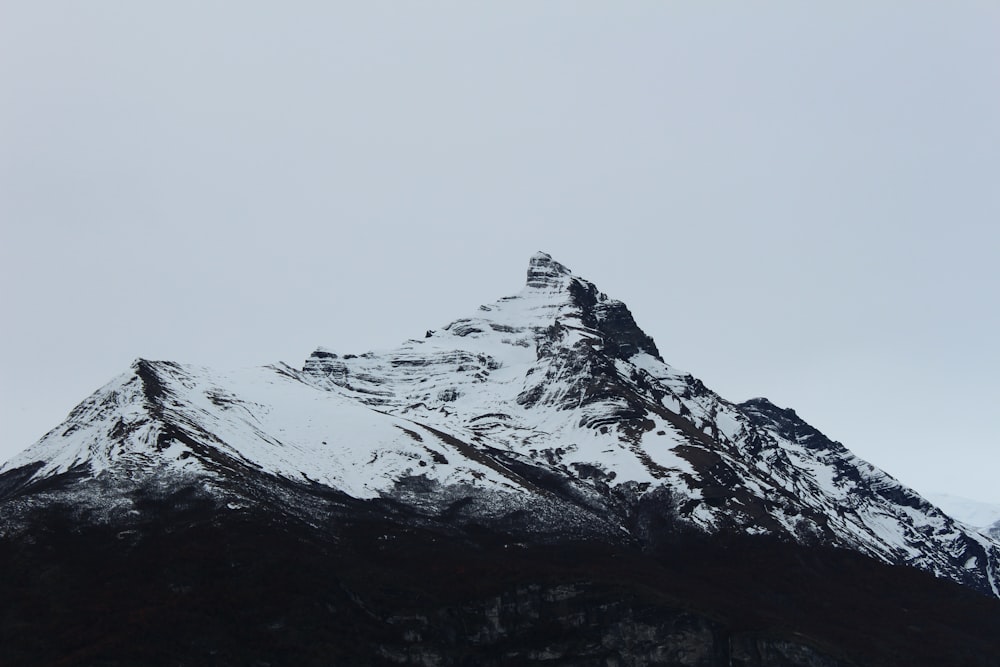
[2,3,998,504]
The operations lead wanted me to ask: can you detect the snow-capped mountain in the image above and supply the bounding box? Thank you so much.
[927,493,1000,536]
[2,252,998,601]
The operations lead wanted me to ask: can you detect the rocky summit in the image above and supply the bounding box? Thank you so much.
[2,252,999,666]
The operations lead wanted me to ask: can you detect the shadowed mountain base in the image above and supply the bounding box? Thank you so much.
[2,497,999,667]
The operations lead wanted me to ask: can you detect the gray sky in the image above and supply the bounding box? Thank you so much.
[2,3,998,503]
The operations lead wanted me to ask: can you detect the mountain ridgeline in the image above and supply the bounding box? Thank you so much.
[2,252,999,666]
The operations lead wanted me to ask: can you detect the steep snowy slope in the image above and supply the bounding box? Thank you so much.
[2,252,997,600]
[927,493,1000,534]
[987,520,1000,540]
[1,359,526,500]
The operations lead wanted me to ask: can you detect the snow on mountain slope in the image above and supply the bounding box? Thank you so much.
[926,493,1000,532]
[986,521,1000,541]
[0,359,539,515]
[2,252,998,598]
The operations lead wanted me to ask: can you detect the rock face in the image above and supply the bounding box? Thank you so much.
[2,252,1000,666]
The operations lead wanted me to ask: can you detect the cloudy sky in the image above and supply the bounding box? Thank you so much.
[2,3,998,504]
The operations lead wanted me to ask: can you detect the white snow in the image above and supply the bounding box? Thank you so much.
[925,492,1000,530]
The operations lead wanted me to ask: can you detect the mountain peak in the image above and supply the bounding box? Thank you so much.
[525,251,574,290]
[5,249,1000,612]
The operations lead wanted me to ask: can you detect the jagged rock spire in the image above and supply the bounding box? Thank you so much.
[523,252,662,361]
[525,252,574,290]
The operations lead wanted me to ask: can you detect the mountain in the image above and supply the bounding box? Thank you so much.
[986,520,1000,542]
[2,252,1000,666]
[927,493,1000,537]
